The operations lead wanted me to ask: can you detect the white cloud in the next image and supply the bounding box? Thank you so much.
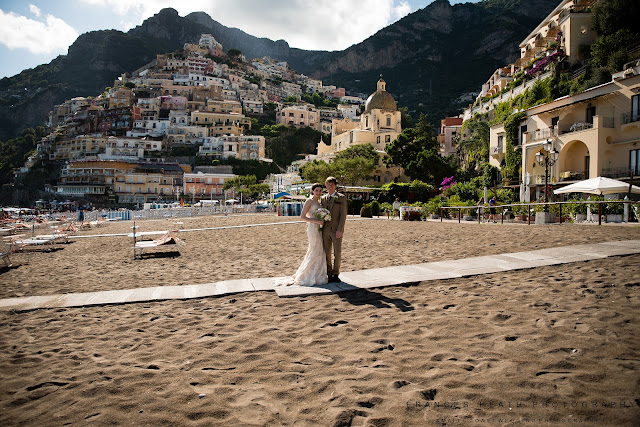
[0,10,78,54]
[78,0,415,51]
[393,1,412,20]
[29,4,41,17]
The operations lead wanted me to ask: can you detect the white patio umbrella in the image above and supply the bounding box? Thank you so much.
[553,176,640,195]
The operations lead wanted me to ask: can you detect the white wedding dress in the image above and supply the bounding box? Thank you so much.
[278,201,328,286]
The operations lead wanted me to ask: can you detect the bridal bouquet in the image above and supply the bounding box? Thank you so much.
[313,208,331,231]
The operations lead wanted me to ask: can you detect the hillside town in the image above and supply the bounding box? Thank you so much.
[15,32,379,207]
[8,0,640,219]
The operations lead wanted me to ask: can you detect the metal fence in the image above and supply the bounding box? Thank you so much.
[79,204,270,222]
[436,200,638,226]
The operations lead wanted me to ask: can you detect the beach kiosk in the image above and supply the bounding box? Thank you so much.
[274,192,305,216]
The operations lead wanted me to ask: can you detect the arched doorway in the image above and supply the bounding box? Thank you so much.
[557,140,590,182]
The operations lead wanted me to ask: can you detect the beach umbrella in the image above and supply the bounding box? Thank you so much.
[553,176,640,195]
[273,191,291,199]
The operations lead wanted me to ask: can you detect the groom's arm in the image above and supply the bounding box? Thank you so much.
[336,195,347,235]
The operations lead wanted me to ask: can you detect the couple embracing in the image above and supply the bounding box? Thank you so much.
[280,176,347,287]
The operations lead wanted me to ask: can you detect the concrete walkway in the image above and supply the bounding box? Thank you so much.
[1,240,638,312]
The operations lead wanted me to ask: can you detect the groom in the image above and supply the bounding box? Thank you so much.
[321,176,347,282]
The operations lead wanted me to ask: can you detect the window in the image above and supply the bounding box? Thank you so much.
[519,125,527,145]
[586,105,596,124]
[497,135,504,147]
[632,95,639,122]
[386,116,391,126]
[365,116,369,127]
[385,135,391,143]
[631,149,640,175]
[376,136,380,144]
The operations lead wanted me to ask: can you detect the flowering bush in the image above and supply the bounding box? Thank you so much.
[440,176,456,192]
[525,50,565,75]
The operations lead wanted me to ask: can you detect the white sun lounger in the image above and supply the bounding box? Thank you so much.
[133,231,185,258]
[33,232,69,244]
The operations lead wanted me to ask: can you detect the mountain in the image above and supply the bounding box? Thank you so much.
[316,0,560,119]
[0,0,559,142]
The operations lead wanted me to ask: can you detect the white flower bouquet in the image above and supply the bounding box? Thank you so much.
[313,207,331,231]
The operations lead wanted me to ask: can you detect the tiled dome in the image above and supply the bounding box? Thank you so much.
[364,78,397,113]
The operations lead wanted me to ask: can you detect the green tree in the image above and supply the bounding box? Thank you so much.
[592,0,640,37]
[299,159,333,184]
[222,175,268,200]
[399,107,415,129]
[227,48,242,58]
[590,29,640,73]
[384,114,455,186]
[459,114,490,171]
[331,157,376,186]
[334,143,378,164]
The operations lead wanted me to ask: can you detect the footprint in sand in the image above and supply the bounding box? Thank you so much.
[371,339,395,353]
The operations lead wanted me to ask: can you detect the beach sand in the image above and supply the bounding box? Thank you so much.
[1,214,639,425]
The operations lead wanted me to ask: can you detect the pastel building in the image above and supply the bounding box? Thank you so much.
[489,64,640,195]
[317,79,407,184]
[276,105,320,130]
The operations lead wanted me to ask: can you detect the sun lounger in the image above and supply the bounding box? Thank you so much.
[33,231,69,244]
[60,222,78,234]
[1,244,12,267]
[133,231,185,258]
[5,235,55,252]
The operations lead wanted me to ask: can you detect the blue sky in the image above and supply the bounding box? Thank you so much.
[0,0,479,79]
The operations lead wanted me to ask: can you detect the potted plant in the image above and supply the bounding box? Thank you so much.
[567,200,587,222]
[512,202,527,221]
[606,200,623,223]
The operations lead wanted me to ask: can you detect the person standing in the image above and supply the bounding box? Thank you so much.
[276,183,328,287]
[489,196,497,223]
[392,198,401,219]
[321,176,348,282]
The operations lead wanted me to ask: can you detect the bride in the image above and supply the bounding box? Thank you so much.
[278,183,328,286]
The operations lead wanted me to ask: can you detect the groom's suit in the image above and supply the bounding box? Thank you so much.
[321,191,348,278]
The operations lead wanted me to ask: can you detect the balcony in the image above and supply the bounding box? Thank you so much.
[561,121,593,134]
[491,144,505,157]
[527,128,556,143]
[559,170,587,182]
[621,112,640,125]
[601,166,638,179]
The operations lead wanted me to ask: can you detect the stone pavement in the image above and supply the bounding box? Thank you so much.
[1,240,638,312]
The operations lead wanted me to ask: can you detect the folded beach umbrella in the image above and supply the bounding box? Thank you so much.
[553,176,640,195]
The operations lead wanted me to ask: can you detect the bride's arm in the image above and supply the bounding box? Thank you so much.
[300,199,323,225]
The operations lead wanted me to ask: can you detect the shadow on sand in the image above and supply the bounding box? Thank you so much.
[331,281,416,312]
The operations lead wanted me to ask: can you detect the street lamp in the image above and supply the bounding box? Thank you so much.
[535,139,559,212]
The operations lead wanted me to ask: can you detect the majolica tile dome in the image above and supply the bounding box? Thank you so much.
[364,78,397,113]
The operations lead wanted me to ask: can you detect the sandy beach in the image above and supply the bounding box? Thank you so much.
[1,214,639,425]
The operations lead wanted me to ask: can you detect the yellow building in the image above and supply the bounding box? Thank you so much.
[190,111,251,133]
[489,64,640,195]
[115,166,177,205]
[316,78,407,184]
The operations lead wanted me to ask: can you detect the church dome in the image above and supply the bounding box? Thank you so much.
[364,78,397,113]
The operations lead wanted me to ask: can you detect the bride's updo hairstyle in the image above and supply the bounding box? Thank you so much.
[311,183,323,191]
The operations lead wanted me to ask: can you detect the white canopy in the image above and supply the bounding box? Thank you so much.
[553,176,640,195]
